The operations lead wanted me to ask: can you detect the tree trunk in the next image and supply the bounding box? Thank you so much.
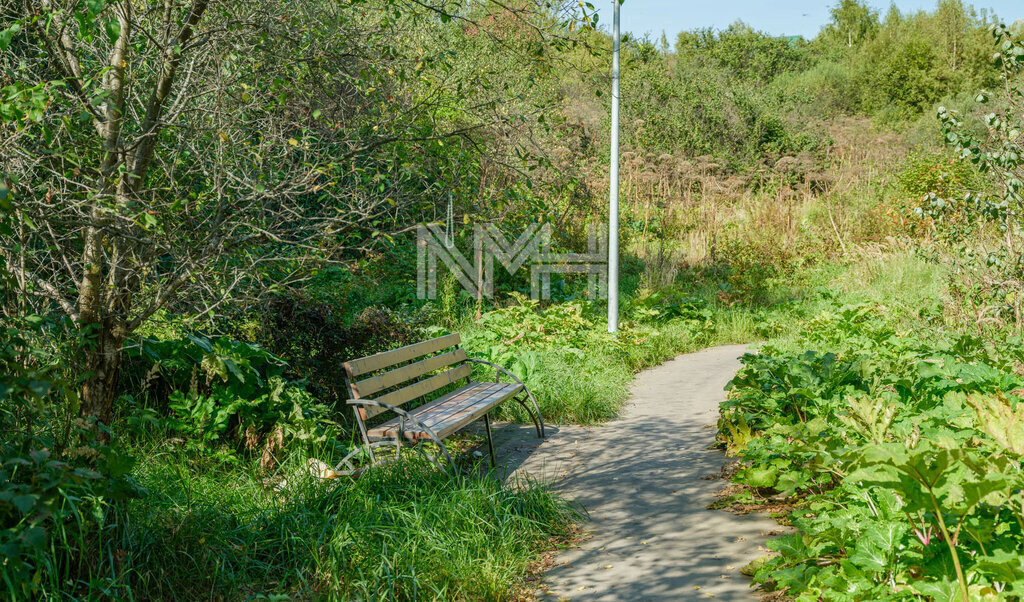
[79,324,125,435]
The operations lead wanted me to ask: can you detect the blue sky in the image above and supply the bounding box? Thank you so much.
[606,0,1024,40]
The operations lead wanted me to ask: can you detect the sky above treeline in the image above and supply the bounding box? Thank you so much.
[603,0,1024,40]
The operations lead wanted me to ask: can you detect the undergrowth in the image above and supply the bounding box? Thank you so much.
[456,266,836,425]
[717,254,1024,600]
[9,445,577,600]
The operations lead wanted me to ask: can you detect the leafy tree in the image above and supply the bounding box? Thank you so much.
[790,2,996,117]
[676,21,809,84]
[0,0,591,434]
[822,0,879,50]
[936,23,1024,324]
[936,0,970,72]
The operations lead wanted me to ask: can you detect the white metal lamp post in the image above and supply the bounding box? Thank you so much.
[607,0,620,334]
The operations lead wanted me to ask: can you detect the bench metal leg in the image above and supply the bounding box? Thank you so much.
[334,439,401,476]
[514,394,546,439]
[483,412,496,468]
[348,399,458,474]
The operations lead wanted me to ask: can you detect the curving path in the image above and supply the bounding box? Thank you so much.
[491,344,779,601]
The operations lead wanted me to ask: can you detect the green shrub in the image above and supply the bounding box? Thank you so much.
[676,22,812,84]
[123,335,338,456]
[715,236,804,305]
[619,40,823,166]
[255,294,420,406]
[720,302,1024,598]
[0,323,142,599]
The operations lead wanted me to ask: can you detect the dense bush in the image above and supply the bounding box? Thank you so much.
[120,334,338,460]
[256,293,420,406]
[675,22,813,84]
[720,303,1024,599]
[769,1,998,121]
[0,322,143,599]
[620,30,822,166]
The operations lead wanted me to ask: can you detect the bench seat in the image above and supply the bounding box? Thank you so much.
[367,381,523,441]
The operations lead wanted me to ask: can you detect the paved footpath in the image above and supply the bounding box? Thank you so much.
[491,344,781,601]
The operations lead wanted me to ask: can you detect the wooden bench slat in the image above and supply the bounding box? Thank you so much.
[343,333,461,378]
[363,363,473,419]
[418,383,512,430]
[417,382,521,439]
[411,382,503,430]
[367,381,523,440]
[351,348,467,398]
[427,385,520,439]
[370,382,511,434]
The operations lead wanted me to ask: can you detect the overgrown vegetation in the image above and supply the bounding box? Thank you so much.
[715,19,1024,602]
[4,0,1024,598]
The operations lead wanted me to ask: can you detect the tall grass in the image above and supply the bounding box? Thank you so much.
[477,265,843,425]
[35,449,577,600]
[842,249,948,311]
[504,320,712,424]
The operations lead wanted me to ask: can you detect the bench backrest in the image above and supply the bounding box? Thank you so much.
[343,333,470,419]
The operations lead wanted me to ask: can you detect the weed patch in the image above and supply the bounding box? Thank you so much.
[720,292,1024,599]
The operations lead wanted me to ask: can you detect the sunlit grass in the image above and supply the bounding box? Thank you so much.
[77,449,578,600]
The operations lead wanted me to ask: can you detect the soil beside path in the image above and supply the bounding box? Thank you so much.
[491,344,780,601]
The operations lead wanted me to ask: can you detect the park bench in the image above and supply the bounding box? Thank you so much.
[337,333,545,472]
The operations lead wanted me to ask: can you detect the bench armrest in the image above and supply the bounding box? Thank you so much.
[463,358,545,437]
[464,357,527,387]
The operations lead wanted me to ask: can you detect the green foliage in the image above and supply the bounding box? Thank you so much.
[777,1,996,119]
[622,29,822,166]
[938,24,1024,213]
[125,335,337,452]
[899,151,982,201]
[820,0,880,52]
[721,301,1024,598]
[0,322,143,599]
[676,22,812,84]
[922,24,1024,328]
[716,236,805,305]
[254,291,420,405]
[624,289,714,326]
[5,449,576,600]
[457,290,718,423]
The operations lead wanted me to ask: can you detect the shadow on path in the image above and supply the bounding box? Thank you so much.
[489,344,782,601]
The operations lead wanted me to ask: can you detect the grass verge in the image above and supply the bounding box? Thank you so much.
[49,449,578,600]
